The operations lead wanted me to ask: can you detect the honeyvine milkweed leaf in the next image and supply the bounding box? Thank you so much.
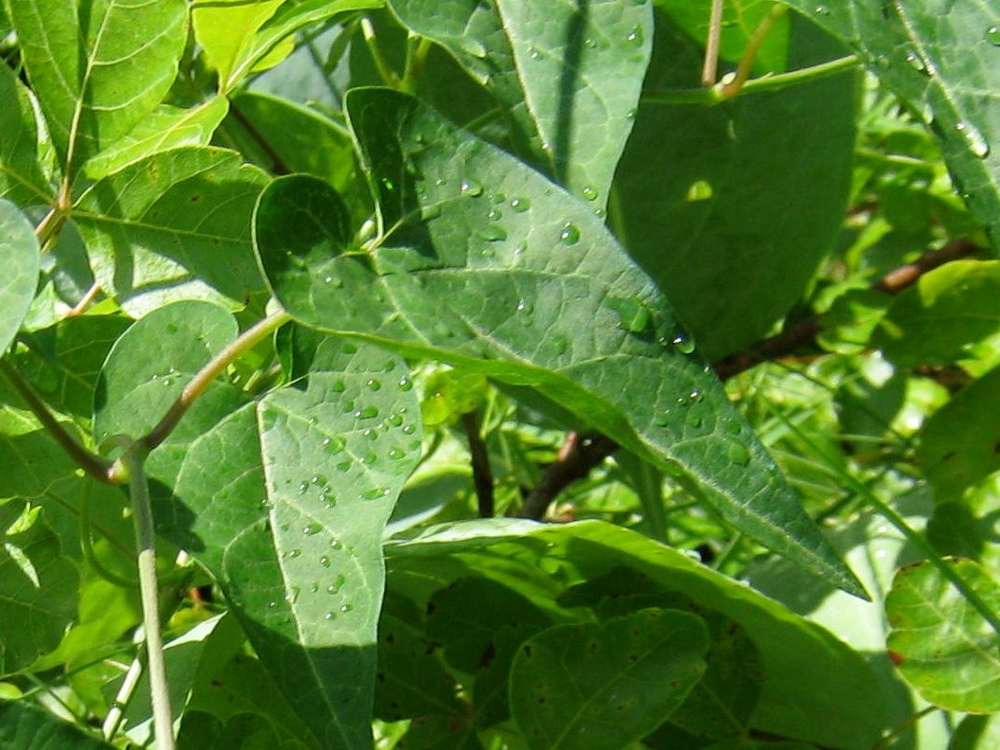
[0,64,52,205]
[886,558,1000,713]
[254,87,865,598]
[388,0,652,206]
[875,259,1000,367]
[615,11,857,360]
[82,98,230,181]
[0,200,40,354]
[384,520,886,749]
[782,1,1000,247]
[7,0,187,175]
[165,338,422,749]
[0,701,115,749]
[918,364,1000,500]
[0,503,78,673]
[72,147,269,313]
[510,608,708,750]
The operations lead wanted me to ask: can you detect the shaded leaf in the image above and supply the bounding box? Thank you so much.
[254,87,865,597]
[73,147,268,313]
[8,0,187,173]
[509,608,708,750]
[0,701,114,749]
[886,558,1000,713]
[0,199,41,354]
[0,63,52,205]
[388,0,652,205]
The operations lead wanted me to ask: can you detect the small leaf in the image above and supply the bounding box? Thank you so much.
[886,558,1000,713]
[8,0,188,173]
[510,608,708,750]
[255,88,866,598]
[0,200,41,354]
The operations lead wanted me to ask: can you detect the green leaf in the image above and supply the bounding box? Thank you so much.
[0,200,41,354]
[82,98,230,181]
[614,11,857,360]
[7,0,188,174]
[782,1,1000,248]
[0,503,78,673]
[510,608,708,750]
[254,87,865,598]
[386,520,886,749]
[0,63,52,205]
[918,364,1000,500]
[73,147,268,313]
[388,0,652,205]
[167,338,422,749]
[0,700,115,749]
[875,259,1000,367]
[886,558,1000,713]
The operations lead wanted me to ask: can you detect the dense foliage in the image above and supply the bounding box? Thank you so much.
[1,0,999,748]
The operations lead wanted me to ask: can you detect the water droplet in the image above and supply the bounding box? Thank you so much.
[550,335,569,355]
[510,197,530,212]
[626,107,637,120]
[311,474,327,485]
[362,486,389,500]
[340,604,354,614]
[559,222,580,245]
[626,25,644,45]
[512,242,526,259]
[461,178,484,197]
[380,177,395,192]
[285,587,300,604]
[814,4,829,15]
[303,522,323,536]
[988,25,1000,45]
[653,413,670,427]
[328,574,345,593]
[515,299,533,314]
[402,424,416,435]
[689,389,702,402]
[420,203,442,221]
[460,37,487,58]
[322,436,346,454]
[343,399,356,413]
[319,555,331,568]
[362,451,378,464]
[331,380,346,393]
[388,447,406,460]
[336,459,352,472]
[354,405,379,420]
[476,224,508,242]
[529,46,541,60]
[685,180,713,201]
[487,208,502,220]
[686,413,702,428]
[670,333,696,354]
[725,419,742,436]
[955,121,990,158]
[904,52,927,74]
[287,548,302,559]
[297,481,309,494]
[584,37,596,49]
[398,376,413,391]
[330,538,343,550]
[324,611,337,620]
[607,296,651,334]
[267,600,277,608]
[309,581,320,593]
[581,185,598,201]
[727,441,751,466]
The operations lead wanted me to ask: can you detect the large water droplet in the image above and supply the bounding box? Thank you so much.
[955,120,990,158]
[355,405,379,420]
[581,185,598,201]
[559,222,581,245]
[461,178,484,197]
[510,197,531,212]
[626,25,644,45]
[476,224,508,242]
[987,25,1000,45]
[398,376,413,391]
[303,522,323,536]
[487,208,502,221]
[323,436,346,454]
[319,555,331,568]
[685,180,713,202]
[670,332,696,354]
[607,297,651,334]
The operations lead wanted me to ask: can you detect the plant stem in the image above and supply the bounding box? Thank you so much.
[119,442,175,750]
[0,358,114,483]
[462,410,494,517]
[139,310,291,453]
[400,34,432,94]
[644,54,860,106]
[103,654,144,741]
[361,16,400,88]
[701,0,724,86]
[719,4,787,98]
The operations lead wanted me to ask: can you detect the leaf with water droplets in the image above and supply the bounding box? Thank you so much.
[167,338,422,748]
[254,88,866,599]
[387,0,652,208]
[785,0,1000,247]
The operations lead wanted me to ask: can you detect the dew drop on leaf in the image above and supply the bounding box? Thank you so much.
[355,405,379,420]
[288,548,302,559]
[398,376,413,391]
[340,604,354,613]
[626,25,643,45]
[402,424,416,435]
[814,4,829,14]
[331,380,346,393]
[362,451,378,464]
[528,46,541,60]
[670,332,696,354]
[325,611,336,620]
[336,459,352,472]
[303,522,323,536]
[686,413,702,428]
[461,178,484,197]
[388,447,406,460]
[904,52,927,74]
[987,25,1000,45]
[297,481,309,494]
[510,196,530,212]
[387,412,404,426]
[322,436,346,454]
[319,555,331,568]
[607,296,651,334]
[727,441,751,466]
[487,208,502,220]
[559,222,581,245]
[955,121,990,158]
[581,185,598,201]
[476,224,508,242]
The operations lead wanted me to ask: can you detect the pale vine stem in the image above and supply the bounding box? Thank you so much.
[719,3,788,98]
[701,0,724,86]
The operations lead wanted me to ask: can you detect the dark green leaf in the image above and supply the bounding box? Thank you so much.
[254,88,865,597]
[0,701,115,749]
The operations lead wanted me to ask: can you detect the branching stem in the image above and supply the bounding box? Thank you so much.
[719,4,787,98]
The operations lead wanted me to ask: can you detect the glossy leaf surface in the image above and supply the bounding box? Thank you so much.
[254,87,864,597]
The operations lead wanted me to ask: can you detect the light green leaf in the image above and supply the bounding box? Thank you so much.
[72,147,269,313]
[82,98,230,181]
[7,0,187,174]
[254,87,865,598]
[388,0,652,205]
[510,608,708,750]
[0,700,115,749]
[166,338,422,749]
[886,558,1000,713]
[918,364,1000,500]
[782,1,1000,248]
[614,11,857,360]
[0,503,78,673]
[385,519,886,749]
[0,200,40,354]
[0,63,52,205]
[875,259,1000,367]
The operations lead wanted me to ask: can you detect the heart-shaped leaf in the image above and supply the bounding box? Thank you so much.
[254,87,865,598]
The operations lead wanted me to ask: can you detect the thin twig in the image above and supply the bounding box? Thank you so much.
[701,0,724,86]
[461,410,494,518]
[520,433,617,519]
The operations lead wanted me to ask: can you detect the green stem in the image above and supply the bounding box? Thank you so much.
[361,16,400,88]
[400,34,432,94]
[643,54,860,106]
[719,4,788,98]
[0,358,114,483]
[119,442,175,750]
[138,310,291,453]
[103,649,144,742]
[701,0,724,86]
